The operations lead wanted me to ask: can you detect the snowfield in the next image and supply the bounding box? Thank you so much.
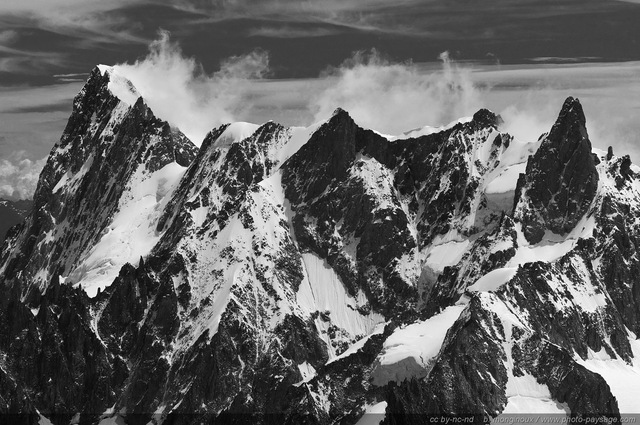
[372,305,465,385]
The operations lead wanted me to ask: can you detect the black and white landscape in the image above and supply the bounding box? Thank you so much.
[1,63,640,424]
[2,1,640,424]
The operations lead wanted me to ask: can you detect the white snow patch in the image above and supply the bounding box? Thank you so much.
[425,239,471,272]
[189,205,209,227]
[500,137,540,169]
[394,250,422,286]
[276,122,322,165]
[97,64,111,76]
[468,267,518,293]
[507,216,596,268]
[355,402,387,425]
[501,375,568,414]
[490,239,514,254]
[98,65,140,106]
[576,345,640,413]
[485,163,526,194]
[378,305,464,367]
[259,170,286,206]
[97,415,127,425]
[295,361,317,386]
[37,413,54,425]
[372,305,464,385]
[479,293,528,330]
[327,322,386,365]
[296,253,384,358]
[68,162,187,296]
[390,117,472,140]
[214,122,260,148]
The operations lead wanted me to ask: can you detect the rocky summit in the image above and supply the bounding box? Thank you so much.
[1,66,640,425]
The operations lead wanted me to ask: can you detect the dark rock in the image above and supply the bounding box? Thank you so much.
[385,297,508,423]
[515,97,599,244]
[521,337,619,418]
[472,108,503,129]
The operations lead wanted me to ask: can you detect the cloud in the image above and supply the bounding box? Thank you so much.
[110,33,640,168]
[0,52,66,75]
[469,61,640,162]
[173,0,640,41]
[113,30,270,145]
[0,29,18,45]
[247,25,344,39]
[309,50,482,134]
[0,82,81,114]
[173,0,439,36]
[53,72,90,83]
[0,151,46,200]
[113,36,487,140]
[0,0,147,43]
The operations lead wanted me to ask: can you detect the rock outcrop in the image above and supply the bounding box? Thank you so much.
[514,97,599,244]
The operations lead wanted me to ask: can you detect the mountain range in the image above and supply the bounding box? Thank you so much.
[1,65,639,425]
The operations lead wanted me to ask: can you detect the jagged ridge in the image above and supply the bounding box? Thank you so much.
[0,67,639,425]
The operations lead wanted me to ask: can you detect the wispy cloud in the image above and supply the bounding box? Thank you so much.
[0,44,67,74]
[111,33,484,142]
[247,25,345,39]
[110,33,640,162]
[470,61,640,160]
[53,72,90,83]
[0,1,149,44]
[0,0,153,80]
[310,50,482,134]
[173,0,439,36]
[114,30,270,145]
[171,0,640,41]
[0,82,81,161]
[3,29,640,201]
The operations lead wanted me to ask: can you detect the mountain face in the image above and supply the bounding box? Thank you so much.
[0,199,32,244]
[1,67,640,425]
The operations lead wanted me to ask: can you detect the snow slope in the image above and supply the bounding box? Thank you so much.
[67,162,188,296]
[576,342,640,413]
[372,305,465,385]
[297,253,385,359]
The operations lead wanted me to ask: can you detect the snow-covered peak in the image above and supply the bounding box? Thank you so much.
[95,64,141,106]
[213,122,261,149]
[390,116,473,141]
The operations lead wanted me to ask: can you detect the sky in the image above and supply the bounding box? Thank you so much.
[1,0,640,199]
